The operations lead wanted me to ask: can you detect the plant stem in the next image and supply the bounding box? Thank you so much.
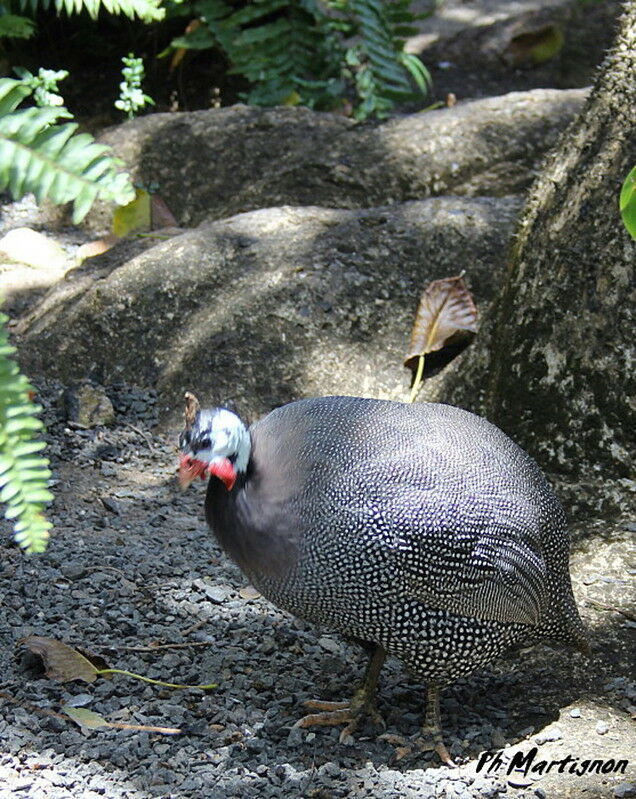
[97,668,217,690]
[409,354,425,403]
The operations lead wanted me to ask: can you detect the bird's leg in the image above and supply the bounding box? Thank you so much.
[295,643,386,742]
[381,684,456,767]
[419,684,456,766]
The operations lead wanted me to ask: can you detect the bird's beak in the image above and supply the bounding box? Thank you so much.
[178,454,207,490]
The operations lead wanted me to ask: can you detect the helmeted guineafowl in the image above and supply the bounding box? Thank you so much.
[178,394,589,764]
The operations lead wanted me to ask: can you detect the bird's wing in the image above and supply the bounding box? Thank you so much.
[332,448,550,627]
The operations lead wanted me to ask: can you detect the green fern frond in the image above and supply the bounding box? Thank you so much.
[210,0,342,109]
[0,78,32,115]
[0,312,52,554]
[0,14,36,39]
[0,78,135,222]
[17,0,164,22]
[170,0,430,118]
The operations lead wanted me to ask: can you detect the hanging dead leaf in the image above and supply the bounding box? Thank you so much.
[150,194,178,229]
[19,636,102,683]
[405,275,479,402]
[405,275,478,369]
[170,19,203,72]
[239,585,261,600]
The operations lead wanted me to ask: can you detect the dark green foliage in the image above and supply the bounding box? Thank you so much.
[168,0,431,118]
[0,12,35,38]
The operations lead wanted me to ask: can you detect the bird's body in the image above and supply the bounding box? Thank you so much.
[180,395,588,760]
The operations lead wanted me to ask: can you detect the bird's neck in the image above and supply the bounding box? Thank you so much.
[233,424,252,477]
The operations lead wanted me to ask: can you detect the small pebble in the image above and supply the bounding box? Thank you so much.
[614,784,636,798]
[595,721,609,735]
[569,708,581,718]
[100,496,121,514]
[534,726,563,744]
[317,636,341,654]
[491,729,507,749]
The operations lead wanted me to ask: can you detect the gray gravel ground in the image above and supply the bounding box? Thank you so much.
[1,380,635,799]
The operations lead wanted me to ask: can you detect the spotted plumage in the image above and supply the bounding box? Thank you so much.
[179,395,588,760]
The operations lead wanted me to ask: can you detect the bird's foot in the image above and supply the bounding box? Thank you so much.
[294,690,386,743]
[380,729,457,768]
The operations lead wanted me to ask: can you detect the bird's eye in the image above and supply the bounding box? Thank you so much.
[179,431,191,450]
[199,437,211,449]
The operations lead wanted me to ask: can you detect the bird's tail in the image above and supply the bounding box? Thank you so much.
[536,582,590,657]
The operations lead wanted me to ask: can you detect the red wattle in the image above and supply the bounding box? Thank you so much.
[207,458,237,491]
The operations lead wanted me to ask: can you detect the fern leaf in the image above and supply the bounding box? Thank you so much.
[17,0,164,22]
[0,313,52,554]
[0,93,135,222]
[400,51,432,94]
[0,78,32,116]
[223,0,288,27]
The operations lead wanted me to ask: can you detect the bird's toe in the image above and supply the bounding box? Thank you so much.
[294,706,353,729]
[380,731,458,767]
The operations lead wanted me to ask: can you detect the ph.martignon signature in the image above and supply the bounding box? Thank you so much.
[476,747,630,777]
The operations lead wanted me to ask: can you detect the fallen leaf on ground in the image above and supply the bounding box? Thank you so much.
[63,706,109,729]
[20,636,101,683]
[63,705,182,734]
[75,234,120,264]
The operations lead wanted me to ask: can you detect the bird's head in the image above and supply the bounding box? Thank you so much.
[178,392,250,491]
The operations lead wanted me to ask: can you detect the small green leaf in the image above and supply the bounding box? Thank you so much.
[619,166,636,241]
[112,188,152,236]
[62,706,110,729]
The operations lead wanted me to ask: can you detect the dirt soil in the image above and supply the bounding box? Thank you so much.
[0,381,634,799]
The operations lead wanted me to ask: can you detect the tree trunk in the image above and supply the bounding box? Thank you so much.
[443,1,636,478]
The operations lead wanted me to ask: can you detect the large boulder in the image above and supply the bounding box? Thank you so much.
[81,89,586,231]
[18,196,522,423]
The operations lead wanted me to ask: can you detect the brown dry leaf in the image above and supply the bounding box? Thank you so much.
[239,585,261,600]
[150,194,178,229]
[75,234,119,264]
[404,275,478,371]
[170,19,203,72]
[20,636,101,683]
